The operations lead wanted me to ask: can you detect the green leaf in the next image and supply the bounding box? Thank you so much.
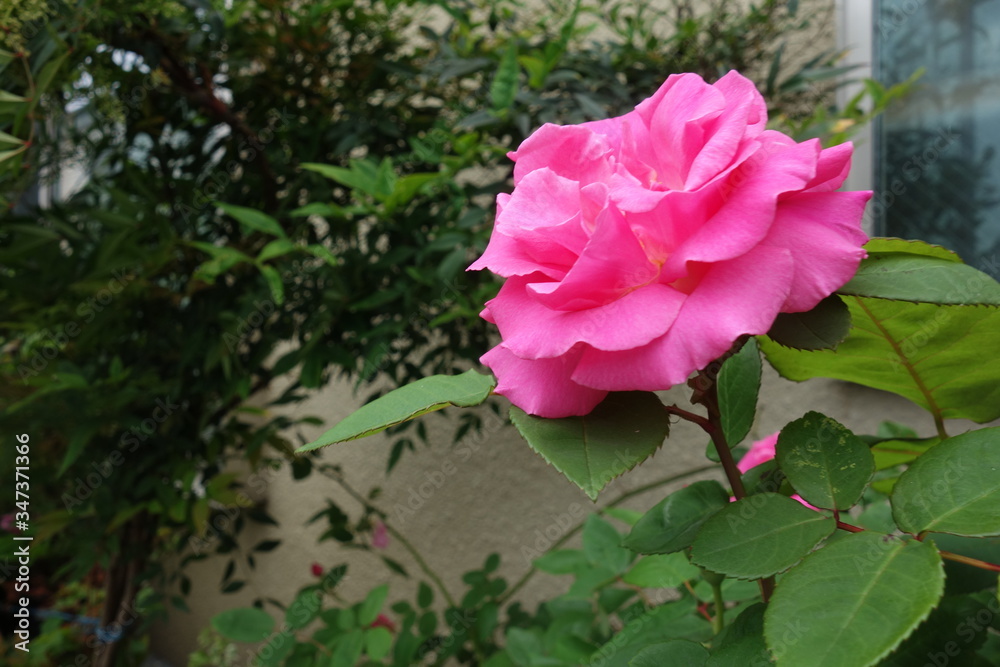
[533,549,588,574]
[490,44,519,111]
[775,412,875,510]
[878,593,994,666]
[0,129,23,146]
[0,90,27,103]
[591,599,713,667]
[286,589,321,630]
[509,392,670,500]
[891,427,1000,537]
[761,297,1000,423]
[301,161,375,195]
[862,237,961,261]
[707,604,773,667]
[257,238,297,262]
[373,157,397,201]
[358,583,388,626]
[417,581,433,608]
[332,629,365,665]
[718,338,762,448]
[298,370,496,450]
[211,607,275,642]
[839,250,1000,306]
[764,532,944,667]
[623,553,700,588]
[216,202,286,238]
[691,494,835,579]
[623,481,730,555]
[365,626,393,660]
[258,265,284,305]
[630,641,709,666]
[764,294,851,350]
[255,631,296,666]
[582,515,631,574]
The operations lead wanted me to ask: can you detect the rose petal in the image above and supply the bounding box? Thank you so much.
[510,124,614,186]
[488,277,686,359]
[572,245,794,391]
[528,205,658,310]
[481,344,606,418]
[664,138,822,272]
[765,190,871,312]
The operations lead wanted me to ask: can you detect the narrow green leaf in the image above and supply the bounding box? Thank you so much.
[0,90,27,103]
[761,297,1000,423]
[775,412,875,510]
[257,238,297,262]
[0,129,23,146]
[490,44,519,111]
[211,607,274,642]
[623,480,730,555]
[630,641,709,666]
[764,294,851,350]
[259,265,284,305]
[373,157,397,201]
[509,392,670,500]
[691,494,834,579]
[718,338,761,448]
[298,370,496,451]
[840,252,1000,306]
[764,533,944,667]
[891,427,1000,537]
[216,202,287,238]
[301,161,375,195]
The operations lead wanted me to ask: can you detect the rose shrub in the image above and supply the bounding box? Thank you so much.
[470,71,872,417]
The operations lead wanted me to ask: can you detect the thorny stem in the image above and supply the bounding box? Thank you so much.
[318,466,459,609]
[836,520,1000,572]
[673,361,774,601]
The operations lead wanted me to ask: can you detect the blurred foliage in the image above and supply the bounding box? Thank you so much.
[0,0,906,662]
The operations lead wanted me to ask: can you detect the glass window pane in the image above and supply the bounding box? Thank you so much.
[875,0,1000,276]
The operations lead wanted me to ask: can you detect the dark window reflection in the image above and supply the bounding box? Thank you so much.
[875,0,1000,276]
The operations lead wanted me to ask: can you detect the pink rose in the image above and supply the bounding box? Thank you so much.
[737,432,779,474]
[372,521,389,550]
[470,71,871,417]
